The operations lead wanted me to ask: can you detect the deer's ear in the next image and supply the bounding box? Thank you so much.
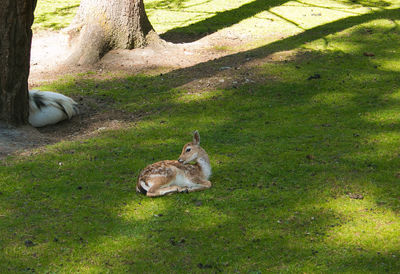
[193,130,200,145]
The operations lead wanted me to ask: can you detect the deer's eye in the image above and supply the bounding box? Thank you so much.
[185,147,191,153]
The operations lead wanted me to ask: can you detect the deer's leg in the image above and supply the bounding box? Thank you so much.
[148,185,188,197]
[187,178,212,193]
[146,176,187,197]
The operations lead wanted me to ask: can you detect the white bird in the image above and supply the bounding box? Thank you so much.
[29,90,79,127]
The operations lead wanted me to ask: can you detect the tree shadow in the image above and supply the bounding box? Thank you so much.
[342,0,392,7]
[158,0,397,43]
[160,0,288,43]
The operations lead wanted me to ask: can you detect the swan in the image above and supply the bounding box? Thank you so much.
[29,90,79,127]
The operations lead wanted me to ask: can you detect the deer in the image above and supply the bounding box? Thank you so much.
[136,131,212,197]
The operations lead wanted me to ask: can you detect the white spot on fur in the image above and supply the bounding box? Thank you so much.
[198,158,212,179]
[172,174,199,188]
[140,180,151,191]
[159,188,179,195]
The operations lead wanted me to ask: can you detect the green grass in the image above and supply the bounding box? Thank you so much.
[5,0,400,272]
[33,0,80,31]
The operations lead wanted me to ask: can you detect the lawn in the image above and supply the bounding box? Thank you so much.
[2,0,400,272]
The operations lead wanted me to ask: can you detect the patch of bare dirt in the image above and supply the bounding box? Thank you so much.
[28,29,286,85]
[28,30,228,86]
[0,123,47,159]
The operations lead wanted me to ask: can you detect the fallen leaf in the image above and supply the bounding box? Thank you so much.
[363,52,375,57]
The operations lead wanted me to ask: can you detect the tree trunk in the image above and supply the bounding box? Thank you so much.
[67,0,161,66]
[0,0,36,126]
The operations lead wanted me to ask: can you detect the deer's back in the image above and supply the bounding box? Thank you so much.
[138,160,202,182]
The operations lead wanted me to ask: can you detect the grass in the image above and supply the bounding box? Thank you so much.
[33,0,80,31]
[5,0,400,272]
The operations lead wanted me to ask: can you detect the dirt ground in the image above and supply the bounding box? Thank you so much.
[28,29,252,85]
[1,29,286,159]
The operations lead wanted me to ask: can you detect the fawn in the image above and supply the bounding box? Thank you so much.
[136,131,212,197]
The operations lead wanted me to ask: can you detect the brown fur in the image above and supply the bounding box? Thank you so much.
[136,131,212,197]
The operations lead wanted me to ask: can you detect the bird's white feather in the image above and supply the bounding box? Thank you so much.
[29,90,79,127]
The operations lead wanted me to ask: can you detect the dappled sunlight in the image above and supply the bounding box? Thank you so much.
[324,197,400,252]
[386,89,400,101]
[300,0,365,9]
[303,21,400,58]
[380,58,400,72]
[150,0,400,46]
[361,109,400,124]
[271,1,355,30]
[33,0,80,31]
[119,197,171,221]
[311,92,357,106]
[5,0,400,272]
[146,0,255,34]
[342,0,400,8]
[172,88,224,103]
[307,39,366,53]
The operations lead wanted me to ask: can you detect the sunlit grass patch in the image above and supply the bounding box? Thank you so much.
[325,197,400,253]
[33,0,80,31]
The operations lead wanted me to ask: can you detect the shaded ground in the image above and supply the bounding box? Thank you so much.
[0,28,284,159]
[0,96,133,159]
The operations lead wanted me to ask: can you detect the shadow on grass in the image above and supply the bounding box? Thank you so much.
[346,0,392,7]
[146,0,210,9]
[158,7,400,89]
[160,0,288,43]
[2,5,400,272]
[159,0,397,43]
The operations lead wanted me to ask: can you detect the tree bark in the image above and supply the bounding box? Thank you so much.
[0,0,36,125]
[67,0,161,66]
